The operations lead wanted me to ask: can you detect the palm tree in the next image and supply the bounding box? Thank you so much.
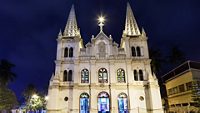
[168,46,186,66]
[0,59,16,87]
[149,48,165,76]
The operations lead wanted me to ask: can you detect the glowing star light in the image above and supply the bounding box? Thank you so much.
[98,16,105,31]
[98,16,105,23]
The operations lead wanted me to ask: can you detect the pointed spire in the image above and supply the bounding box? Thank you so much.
[64,5,80,37]
[124,3,141,36]
[57,29,62,39]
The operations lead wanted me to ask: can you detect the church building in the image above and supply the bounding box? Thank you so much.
[47,2,163,113]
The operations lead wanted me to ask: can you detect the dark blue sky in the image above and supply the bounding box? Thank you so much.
[0,0,200,99]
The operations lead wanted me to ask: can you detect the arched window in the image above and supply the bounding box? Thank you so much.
[136,46,141,57]
[134,70,138,81]
[69,47,73,57]
[64,47,68,57]
[81,69,89,83]
[98,92,110,113]
[63,70,68,81]
[131,47,136,57]
[139,70,144,81]
[117,69,126,83]
[118,93,128,113]
[68,70,72,81]
[80,93,89,113]
[98,68,108,83]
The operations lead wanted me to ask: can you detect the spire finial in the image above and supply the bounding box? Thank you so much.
[124,2,141,36]
[64,5,80,37]
[98,16,105,32]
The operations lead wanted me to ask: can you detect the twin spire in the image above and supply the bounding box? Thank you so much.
[62,3,140,37]
[63,5,80,37]
[124,3,141,36]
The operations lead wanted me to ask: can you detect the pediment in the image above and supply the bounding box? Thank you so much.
[95,32,111,42]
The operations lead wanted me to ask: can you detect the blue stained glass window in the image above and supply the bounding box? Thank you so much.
[80,93,89,113]
[118,93,128,113]
[98,92,110,113]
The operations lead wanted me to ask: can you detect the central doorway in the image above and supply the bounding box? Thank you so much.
[98,92,110,113]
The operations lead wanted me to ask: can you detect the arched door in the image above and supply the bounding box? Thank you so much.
[80,93,90,113]
[118,93,128,113]
[98,92,110,113]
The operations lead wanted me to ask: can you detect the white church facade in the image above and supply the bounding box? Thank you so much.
[47,3,164,113]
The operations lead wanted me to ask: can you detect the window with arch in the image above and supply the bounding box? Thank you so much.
[139,70,144,81]
[81,69,89,83]
[64,47,68,57]
[63,70,68,81]
[98,92,110,113]
[117,69,126,83]
[136,46,141,57]
[80,93,90,113]
[131,47,136,57]
[63,70,73,82]
[134,70,138,81]
[69,47,73,57]
[68,70,72,81]
[118,93,128,113]
[98,68,108,83]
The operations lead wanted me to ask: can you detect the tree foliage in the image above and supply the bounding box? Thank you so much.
[0,87,18,111]
[0,59,16,86]
[22,84,37,102]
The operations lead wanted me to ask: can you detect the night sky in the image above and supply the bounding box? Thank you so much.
[1,0,200,100]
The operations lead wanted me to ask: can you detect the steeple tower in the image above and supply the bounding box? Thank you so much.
[123,3,141,36]
[63,5,80,37]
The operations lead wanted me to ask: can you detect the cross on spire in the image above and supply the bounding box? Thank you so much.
[98,16,105,32]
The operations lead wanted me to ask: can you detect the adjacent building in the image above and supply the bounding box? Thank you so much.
[46,2,163,113]
[163,61,200,113]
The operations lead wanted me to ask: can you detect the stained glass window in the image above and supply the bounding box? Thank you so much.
[117,69,126,83]
[81,69,89,83]
[98,68,108,83]
[118,93,128,113]
[98,92,110,113]
[80,93,89,113]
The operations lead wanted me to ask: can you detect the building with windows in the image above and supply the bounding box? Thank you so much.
[163,61,200,113]
[46,3,163,113]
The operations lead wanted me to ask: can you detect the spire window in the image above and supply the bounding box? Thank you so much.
[63,70,73,82]
[131,47,136,57]
[134,69,144,81]
[136,46,141,57]
[64,47,69,57]
[139,70,144,81]
[64,47,73,58]
[134,70,138,81]
[69,47,73,57]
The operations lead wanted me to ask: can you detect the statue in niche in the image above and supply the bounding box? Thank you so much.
[98,42,106,57]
